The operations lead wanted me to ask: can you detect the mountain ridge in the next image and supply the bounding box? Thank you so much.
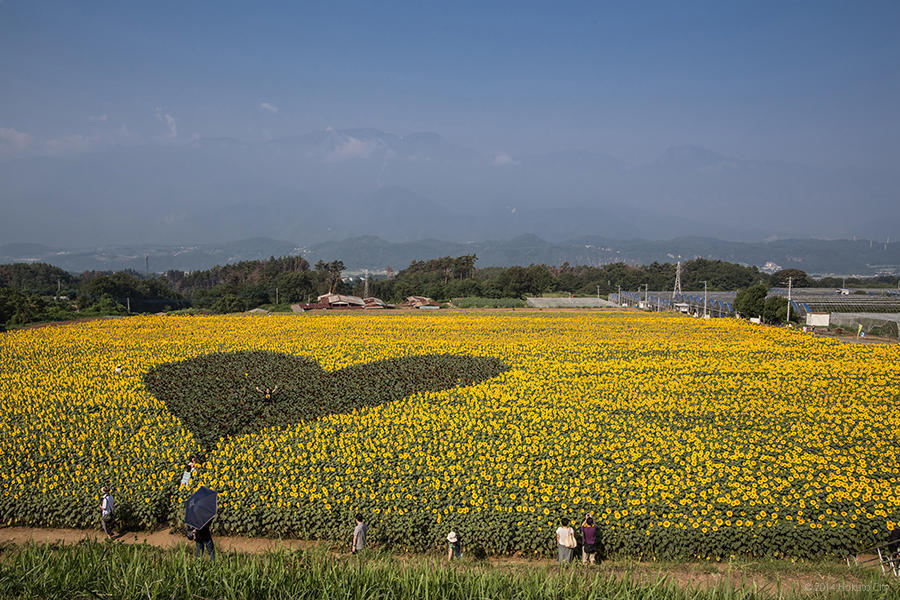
[2,235,897,276]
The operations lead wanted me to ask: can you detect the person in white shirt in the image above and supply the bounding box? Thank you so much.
[100,486,115,539]
[351,514,367,554]
[555,517,576,563]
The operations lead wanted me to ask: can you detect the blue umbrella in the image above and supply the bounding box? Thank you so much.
[185,486,218,529]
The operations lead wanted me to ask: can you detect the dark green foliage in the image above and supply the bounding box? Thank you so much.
[78,271,188,313]
[314,259,345,294]
[734,284,768,318]
[210,294,247,314]
[0,262,75,294]
[0,287,28,326]
[1,252,891,327]
[369,256,766,303]
[164,255,310,295]
[763,296,791,324]
[82,294,127,315]
[168,255,320,311]
[769,269,813,288]
[0,287,78,327]
[144,351,509,450]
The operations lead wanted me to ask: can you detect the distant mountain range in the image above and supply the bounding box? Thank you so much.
[1,127,898,248]
[2,235,898,276]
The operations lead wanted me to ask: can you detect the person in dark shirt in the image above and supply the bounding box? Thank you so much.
[191,520,215,560]
[255,385,278,401]
[99,486,115,539]
[581,515,598,564]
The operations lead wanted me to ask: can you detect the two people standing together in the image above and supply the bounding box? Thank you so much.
[556,515,599,564]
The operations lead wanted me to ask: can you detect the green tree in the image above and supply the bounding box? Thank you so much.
[84,294,127,315]
[0,287,26,327]
[315,260,345,295]
[734,283,768,319]
[770,269,812,288]
[211,294,246,314]
[763,296,789,324]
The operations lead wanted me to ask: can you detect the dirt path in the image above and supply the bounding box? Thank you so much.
[0,526,321,554]
[0,526,886,596]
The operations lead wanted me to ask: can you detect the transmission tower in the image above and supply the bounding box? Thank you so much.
[672,261,683,300]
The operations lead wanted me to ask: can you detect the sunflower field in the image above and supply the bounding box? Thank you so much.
[1,311,899,559]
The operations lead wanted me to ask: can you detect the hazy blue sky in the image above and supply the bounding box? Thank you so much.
[2,0,899,167]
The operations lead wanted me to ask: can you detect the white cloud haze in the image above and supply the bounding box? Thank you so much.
[492,152,518,167]
[259,102,279,113]
[0,128,33,157]
[326,136,381,161]
[153,108,178,138]
[44,125,140,155]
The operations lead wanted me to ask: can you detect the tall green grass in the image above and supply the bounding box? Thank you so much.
[0,541,896,600]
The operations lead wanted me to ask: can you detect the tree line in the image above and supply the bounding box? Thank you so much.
[2,256,898,329]
[362,257,766,302]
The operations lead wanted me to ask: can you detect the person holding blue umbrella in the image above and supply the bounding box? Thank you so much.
[185,486,218,560]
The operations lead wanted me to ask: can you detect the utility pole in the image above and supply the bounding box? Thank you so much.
[617,284,621,306]
[275,287,279,305]
[596,285,600,299]
[56,278,60,302]
[364,269,370,298]
[644,283,649,304]
[145,255,150,277]
[126,297,130,313]
[786,277,792,324]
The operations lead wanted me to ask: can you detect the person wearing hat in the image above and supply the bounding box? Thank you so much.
[447,531,461,561]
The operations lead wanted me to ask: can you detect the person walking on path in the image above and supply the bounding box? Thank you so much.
[556,517,577,563]
[99,486,115,539]
[191,520,215,560]
[351,514,367,554]
[447,531,461,561]
[581,515,598,564]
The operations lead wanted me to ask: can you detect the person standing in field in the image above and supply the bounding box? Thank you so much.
[352,514,367,554]
[99,486,115,539]
[255,385,278,401]
[447,531,461,561]
[555,517,576,563]
[581,514,598,564]
[191,519,215,560]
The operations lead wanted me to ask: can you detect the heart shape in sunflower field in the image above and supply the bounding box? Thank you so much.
[143,351,509,450]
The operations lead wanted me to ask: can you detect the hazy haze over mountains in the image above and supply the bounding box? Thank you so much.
[2,128,897,248]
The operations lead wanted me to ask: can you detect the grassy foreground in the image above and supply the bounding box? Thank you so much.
[1,541,898,600]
